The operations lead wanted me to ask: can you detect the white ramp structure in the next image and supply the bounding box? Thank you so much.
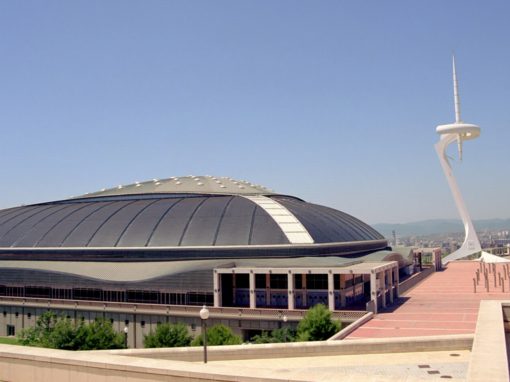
[436,57,482,264]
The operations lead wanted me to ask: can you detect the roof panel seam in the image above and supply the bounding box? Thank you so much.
[247,204,258,245]
[11,204,72,247]
[85,201,138,247]
[0,206,55,242]
[114,199,161,247]
[60,202,115,247]
[34,204,92,247]
[212,196,235,246]
[177,198,208,246]
[145,199,183,247]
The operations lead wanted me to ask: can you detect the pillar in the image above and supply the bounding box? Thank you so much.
[328,272,335,311]
[370,271,378,314]
[213,271,221,308]
[394,267,400,298]
[302,274,307,308]
[249,271,256,309]
[287,272,294,310]
[381,271,387,309]
[388,268,394,304]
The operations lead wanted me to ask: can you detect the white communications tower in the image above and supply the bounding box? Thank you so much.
[435,56,482,264]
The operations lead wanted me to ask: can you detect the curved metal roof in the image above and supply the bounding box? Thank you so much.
[0,195,384,250]
[0,176,386,256]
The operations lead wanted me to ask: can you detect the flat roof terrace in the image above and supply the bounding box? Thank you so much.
[346,261,510,339]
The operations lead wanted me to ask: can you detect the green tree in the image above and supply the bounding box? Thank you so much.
[191,324,242,346]
[296,304,341,341]
[144,323,192,348]
[18,311,59,347]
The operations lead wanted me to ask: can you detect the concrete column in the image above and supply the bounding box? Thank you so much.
[388,268,394,304]
[370,271,378,314]
[394,267,400,298]
[249,272,256,309]
[328,272,335,311]
[287,272,294,310]
[381,271,387,309]
[265,274,271,306]
[302,274,307,308]
[213,271,221,308]
[340,275,346,308]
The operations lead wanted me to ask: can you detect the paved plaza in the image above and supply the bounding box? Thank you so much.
[347,261,510,339]
[208,350,470,381]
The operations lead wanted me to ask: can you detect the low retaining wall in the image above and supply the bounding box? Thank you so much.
[102,333,474,362]
[467,300,509,382]
[399,266,435,295]
[327,311,373,341]
[0,344,296,382]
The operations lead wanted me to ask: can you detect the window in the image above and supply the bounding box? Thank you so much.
[306,274,328,290]
[25,286,51,298]
[6,325,15,336]
[255,274,266,289]
[235,274,249,289]
[294,274,303,289]
[334,274,340,289]
[187,292,213,306]
[126,290,159,304]
[270,274,287,289]
[73,288,103,301]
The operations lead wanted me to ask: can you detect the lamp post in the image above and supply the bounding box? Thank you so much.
[282,315,288,343]
[123,326,128,349]
[199,305,210,363]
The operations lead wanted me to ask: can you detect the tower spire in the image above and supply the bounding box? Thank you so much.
[453,55,461,123]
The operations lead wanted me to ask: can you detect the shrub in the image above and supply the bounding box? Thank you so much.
[191,323,242,346]
[251,327,295,344]
[78,318,125,350]
[18,311,124,350]
[144,323,192,348]
[296,304,341,341]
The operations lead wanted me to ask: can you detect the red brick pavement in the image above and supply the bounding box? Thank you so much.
[345,261,510,339]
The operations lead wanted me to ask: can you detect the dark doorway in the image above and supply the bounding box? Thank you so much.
[221,274,234,307]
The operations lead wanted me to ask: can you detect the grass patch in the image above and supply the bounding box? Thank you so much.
[0,337,20,345]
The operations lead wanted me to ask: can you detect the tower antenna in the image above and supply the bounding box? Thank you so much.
[453,55,461,123]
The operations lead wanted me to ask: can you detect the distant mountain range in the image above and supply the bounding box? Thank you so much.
[372,219,510,238]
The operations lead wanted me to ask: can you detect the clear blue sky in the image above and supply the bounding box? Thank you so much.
[1,1,509,224]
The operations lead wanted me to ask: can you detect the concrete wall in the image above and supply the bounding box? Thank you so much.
[398,266,434,295]
[0,305,297,348]
[102,334,474,362]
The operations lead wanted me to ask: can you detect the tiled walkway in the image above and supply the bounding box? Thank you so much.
[346,261,510,339]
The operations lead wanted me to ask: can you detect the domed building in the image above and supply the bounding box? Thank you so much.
[0,176,403,344]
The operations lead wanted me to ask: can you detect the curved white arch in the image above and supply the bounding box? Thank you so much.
[242,195,314,244]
